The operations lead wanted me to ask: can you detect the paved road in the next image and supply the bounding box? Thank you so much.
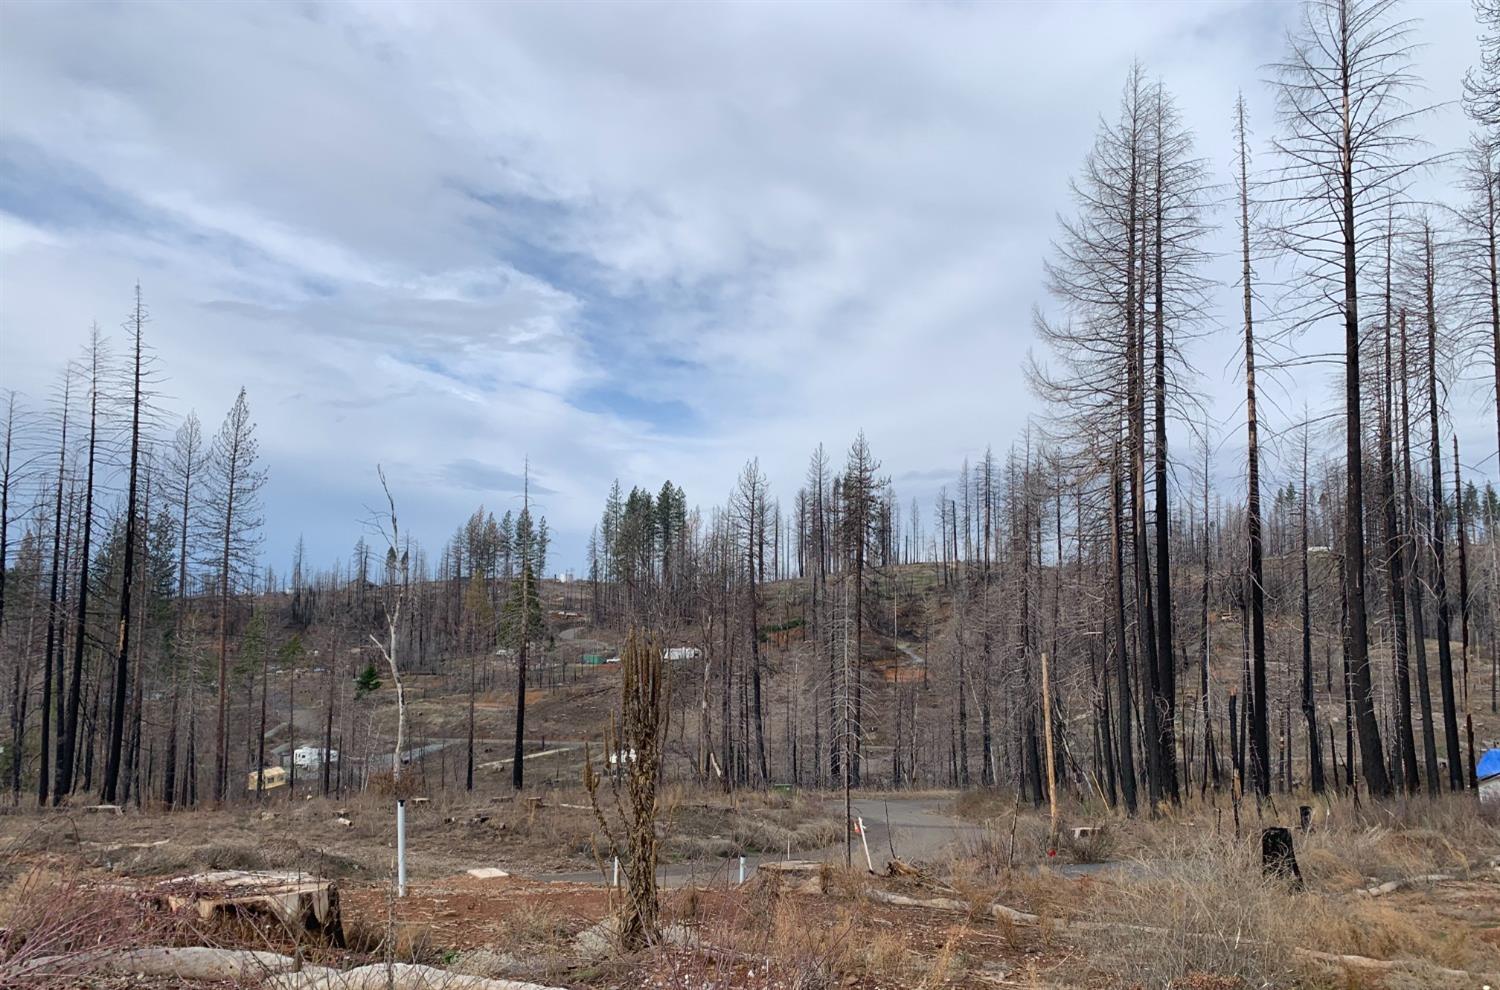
[535,795,984,888]
[815,794,981,870]
[531,794,1134,888]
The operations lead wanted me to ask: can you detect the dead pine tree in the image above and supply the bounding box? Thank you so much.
[1270,0,1436,798]
[1417,218,1465,790]
[1454,435,1479,787]
[1235,94,1271,798]
[842,432,879,788]
[36,370,71,807]
[1454,137,1500,494]
[57,329,105,805]
[584,628,669,951]
[102,285,155,803]
[1299,421,1326,793]
[1400,309,1441,792]
[204,388,267,804]
[1462,0,1500,128]
[733,458,770,782]
[1378,217,1421,794]
[162,413,205,808]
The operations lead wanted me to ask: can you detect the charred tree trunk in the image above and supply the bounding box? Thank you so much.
[1423,251,1464,790]
[102,290,146,803]
[59,341,102,804]
[1400,311,1441,794]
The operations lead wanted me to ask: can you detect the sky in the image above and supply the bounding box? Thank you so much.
[0,0,1492,576]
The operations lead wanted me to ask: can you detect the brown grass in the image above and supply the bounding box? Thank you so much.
[0,866,183,988]
[1080,834,1303,988]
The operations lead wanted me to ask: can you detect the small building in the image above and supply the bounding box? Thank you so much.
[293,746,337,770]
[663,647,702,662]
[247,766,289,791]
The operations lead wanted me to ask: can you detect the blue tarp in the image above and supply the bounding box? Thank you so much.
[1478,748,1500,781]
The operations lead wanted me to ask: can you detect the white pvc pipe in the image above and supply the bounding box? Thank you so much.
[396,799,407,897]
[738,855,746,885]
[612,855,619,887]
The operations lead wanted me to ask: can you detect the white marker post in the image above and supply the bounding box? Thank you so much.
[396,799,407,897]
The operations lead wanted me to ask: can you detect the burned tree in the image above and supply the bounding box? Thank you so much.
[584,628,669,950]
[204,389,266,804]
[1270,0,1432,797]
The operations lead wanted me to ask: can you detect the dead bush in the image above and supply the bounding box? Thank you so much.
[1085,835,1302,989]
[856,929,918,982]
[491,900,573,950]
[953,816,1048,876]
[0,867,167,988]
[341,914,443,964]
[1058,825,1116,864]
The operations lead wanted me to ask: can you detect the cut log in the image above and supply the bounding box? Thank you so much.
[265,961,566,989]
[866,889,968,913]
[754,859,825,894]
[1294,948,1475,980]
[11,946,299,983]
[16,950,570,989]
[155,870,343,944]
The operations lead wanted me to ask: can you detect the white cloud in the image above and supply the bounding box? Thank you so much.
[0,0,1489,570]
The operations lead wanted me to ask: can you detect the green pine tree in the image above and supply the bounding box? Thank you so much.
[354,663,382,698]
[500,562,546,650]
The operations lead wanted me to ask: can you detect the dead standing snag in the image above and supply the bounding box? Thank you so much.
[584,628,669,951]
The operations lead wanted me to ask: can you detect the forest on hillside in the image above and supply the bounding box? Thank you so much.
[2,0,1500,817]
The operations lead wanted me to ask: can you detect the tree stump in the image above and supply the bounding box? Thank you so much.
[155,871,344,945]
[1261,826,1303,888]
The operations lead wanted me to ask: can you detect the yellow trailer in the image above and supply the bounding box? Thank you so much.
[247,766,289,791]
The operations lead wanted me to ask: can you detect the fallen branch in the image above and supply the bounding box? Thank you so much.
[1356,873,1456,897]
[14,946,570,990]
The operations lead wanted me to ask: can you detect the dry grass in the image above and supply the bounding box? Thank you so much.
[658,788,843,861]
[0,865,185,988]
[937,790,1500,987]
[1081,834,1304,988]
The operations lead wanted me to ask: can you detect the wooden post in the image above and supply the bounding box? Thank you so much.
[1041,651,1059,855]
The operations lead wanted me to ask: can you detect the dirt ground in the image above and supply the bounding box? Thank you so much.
[7,788,1500,988]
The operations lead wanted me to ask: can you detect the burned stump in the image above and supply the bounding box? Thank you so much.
[155,870,344,945]
[1261,826,1303,888]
